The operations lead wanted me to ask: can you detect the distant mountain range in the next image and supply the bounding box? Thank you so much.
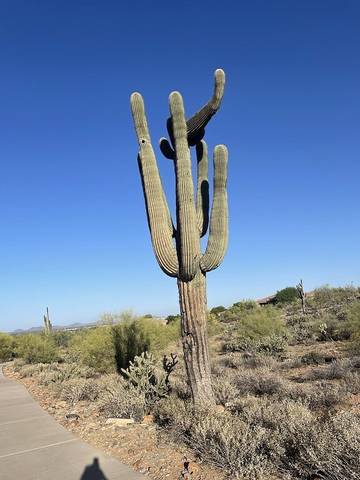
[11,321,98,335]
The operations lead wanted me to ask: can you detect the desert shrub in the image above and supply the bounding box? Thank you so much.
[218,353,244,369]
[220,300,258,323]
[52,330,73,348]
[18,363,52,378]
[284,381,346,410]
[231,300,258,312]
[69,327,115,373]
[300,351,334,365]
[165,314,180,325]
[189,410,273,478]
[235,368,286,397]
[97,374,147,420]
[212,374,239,406]
[310,285,359,309]
[286,313,317,344]
[275,287,298,304]
[314,311,352,341]
[224,334,287,357]
[286,410,360,479]
[60,378,100,404]
[69,315,180,374]
[302,359,351,382]
[342,371,360,395]
[345,301,360,352]
[235,306,286,340]
[210,305,227,315]
[16,334,58,364]
[12,358,26,372]
[111,321,150,372]
[0,332,16,361]
[155,394,360,479]
[37,363,97,385]
[136,317,180,353]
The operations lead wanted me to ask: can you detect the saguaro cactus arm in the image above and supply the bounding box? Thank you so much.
[186,69,225,146]
[200,145,228,272]
[196,140,209,237]
[131,93,178,277]
[164,69,226,151]
[170,92,201,281]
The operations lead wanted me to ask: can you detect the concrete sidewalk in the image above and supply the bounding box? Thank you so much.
[0,365,144,480]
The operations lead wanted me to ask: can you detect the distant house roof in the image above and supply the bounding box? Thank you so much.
[256,294,276,305]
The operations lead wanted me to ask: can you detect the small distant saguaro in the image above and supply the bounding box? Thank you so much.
[130,69,229,404]
[43,307,52,335]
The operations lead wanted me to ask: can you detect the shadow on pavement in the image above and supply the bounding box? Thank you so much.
[80,457,108,480]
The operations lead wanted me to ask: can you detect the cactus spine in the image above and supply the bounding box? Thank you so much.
[130,69,228,404]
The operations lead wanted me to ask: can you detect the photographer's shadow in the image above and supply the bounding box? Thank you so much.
[80,457,108,480]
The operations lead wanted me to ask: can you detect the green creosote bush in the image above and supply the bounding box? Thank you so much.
[165,314,180,325]
[16,334,59,364]
[274,287,299,304]
[69,315,180,374]
[0,332,16,361]
[310,285,359,309]
[224,334,287,357]
[219,300,258,323]
[210,305,227,315]
[345,301,360,352]
[52,330,74,348]
[69,327,115,373]
[235,306,286,339]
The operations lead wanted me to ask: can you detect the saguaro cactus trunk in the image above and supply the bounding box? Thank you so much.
[130,69,229,404]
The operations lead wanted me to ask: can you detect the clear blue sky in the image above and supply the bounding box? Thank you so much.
[1,1,359,331]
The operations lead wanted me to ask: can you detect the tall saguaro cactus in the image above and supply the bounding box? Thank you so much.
[130,69,228,404]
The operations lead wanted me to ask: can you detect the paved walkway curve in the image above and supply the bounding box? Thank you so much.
[0,365,144,480]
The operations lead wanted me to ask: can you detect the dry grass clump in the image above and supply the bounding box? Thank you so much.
[96,374,147,421]
[284,381,347,410]
[218,352,279,371]
[302,358,351,382]
[155,395,360,479]
[235,367,287,397]
[37,363,97,386]
[60,378,100,404]
[342,371,360,395]
[212,373,240,406]
[18,363,54,378]
[12,358,26,372]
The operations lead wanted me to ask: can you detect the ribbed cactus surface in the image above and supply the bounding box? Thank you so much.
[130,69,229,404]
[130,69,228,282]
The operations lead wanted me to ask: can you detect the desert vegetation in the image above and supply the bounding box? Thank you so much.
[3,285,360,479]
